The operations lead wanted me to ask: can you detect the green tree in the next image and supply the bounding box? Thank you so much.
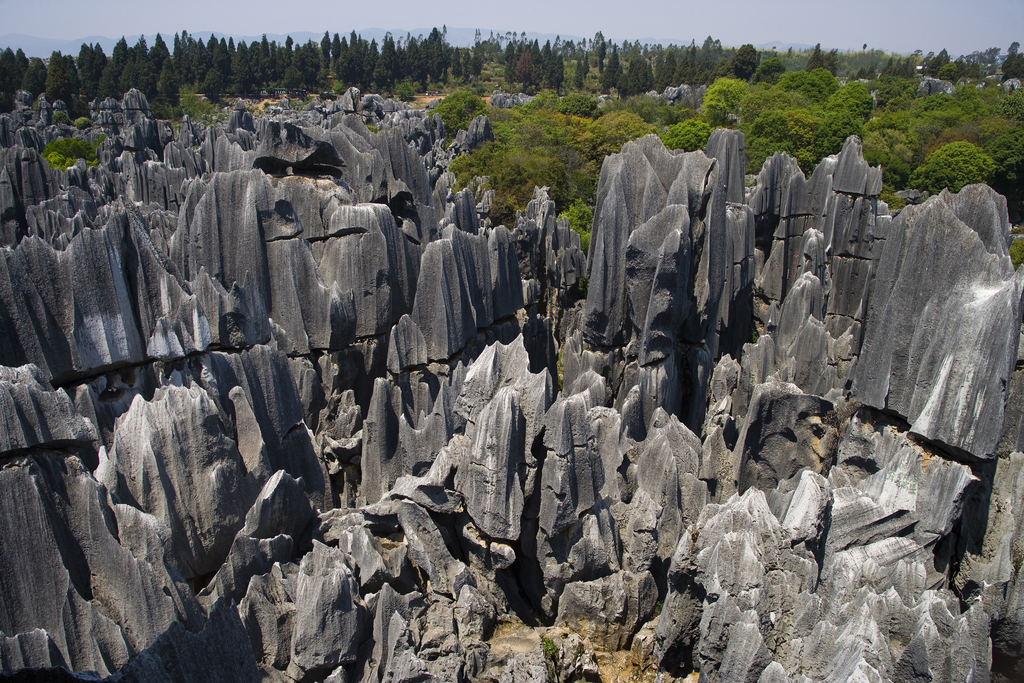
[662,118,712,151]
[556,93,599,118]
[602,46,621,92]
[863,128,917,187]
[157,61,180,105]
[21,57,47,98]
[740,86,794,122]
[909,141,995,193]
[702,77,748,125]
[815,109,863,158]
[45,51,75,104]
[753,57,785,85]
[999,88,1024,122]
[986,127,1024,214]
[824,82,873,120]
[732,44,758,81]
[559,199,593,252]
[777,68,839,106]
[434,90,486,133]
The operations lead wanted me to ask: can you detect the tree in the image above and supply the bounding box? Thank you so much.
[157,61,180,105]
[434,90,485,133]
[925,49,950,78]
[986,127,1024,214]
[909,141,995,193]
[1000,88,1024,122]
[753,57,785,85]
[662,119,712,151]
[21,57,48,98]
[595,32,606,73]
[574,54,587,91]
[1004,41,1024,80]
[777,68,839,106]
[602,46,621,92]
[45,51,75,104]
[702,77,747,125]
[732,44,758,81]
[806,44,825,71]
[556,93,599,118]
[515,50,535,86]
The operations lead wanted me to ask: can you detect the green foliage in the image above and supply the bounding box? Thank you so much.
[732,44,758,81]
[986,127,1024,214]
[740,87,794,123]
[703,77,748,125]
[879,184,907,211]
[909,141,995,193]
[815,109,863,158]
[41,135,103,170]
[1000,89,1024,122]
[825,82,873,120]
[541,636,558,680]
[579,110,656,163]
[662,119,712,151]
[556,93,600,118]
[435,90,486,134]
[74,117,92,130]
[753,57,785,85]
[559,199,593,253]
[178,86,218,122]
[394,81,416,102]
[777,68,839,106]
[863,127,918,187]
[51,110,71,126]
[1010,239,1024,270]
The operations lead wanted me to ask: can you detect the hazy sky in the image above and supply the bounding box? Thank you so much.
[1,0,1020,55]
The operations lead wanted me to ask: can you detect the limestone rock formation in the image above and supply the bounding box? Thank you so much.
[0,86,1021,683]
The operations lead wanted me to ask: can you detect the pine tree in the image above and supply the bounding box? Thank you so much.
[602,46,620,93]
[45,51,74,104]
[574,52,587,91]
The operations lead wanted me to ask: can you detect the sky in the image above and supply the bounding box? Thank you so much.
[0,0,1020,56]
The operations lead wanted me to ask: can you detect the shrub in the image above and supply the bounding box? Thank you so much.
[1011,239,1024,270]
[51,110,71,126]
[908,140,995,194]
[41,136,102,170]
[556,93,600,119]
[394,81,416,102]
[662,119,712,152]
[777,68,840,106]
[434,90,486,134]
[559,199,593,253]
[74,116,92,130]
[1000,89,1024,122]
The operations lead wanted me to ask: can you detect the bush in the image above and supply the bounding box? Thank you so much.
[777,68,840,106]
[1000,89,1024,122]
[434,90,486,134]
[41,136,102,170]
[908,140,995,193]
[51,110,71,126]
[662,119,712,151]
[74,116,92,129]
[559,199,593,253]
[394,81,416,102]
[556,93,600,119]
[1011,239,1024,270]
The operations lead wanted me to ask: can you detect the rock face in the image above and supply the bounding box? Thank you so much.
[0,87,1022,683]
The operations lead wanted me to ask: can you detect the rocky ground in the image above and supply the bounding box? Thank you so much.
[0,86,1022,683]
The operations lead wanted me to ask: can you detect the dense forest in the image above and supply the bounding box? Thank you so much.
[1,28,1022,227]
